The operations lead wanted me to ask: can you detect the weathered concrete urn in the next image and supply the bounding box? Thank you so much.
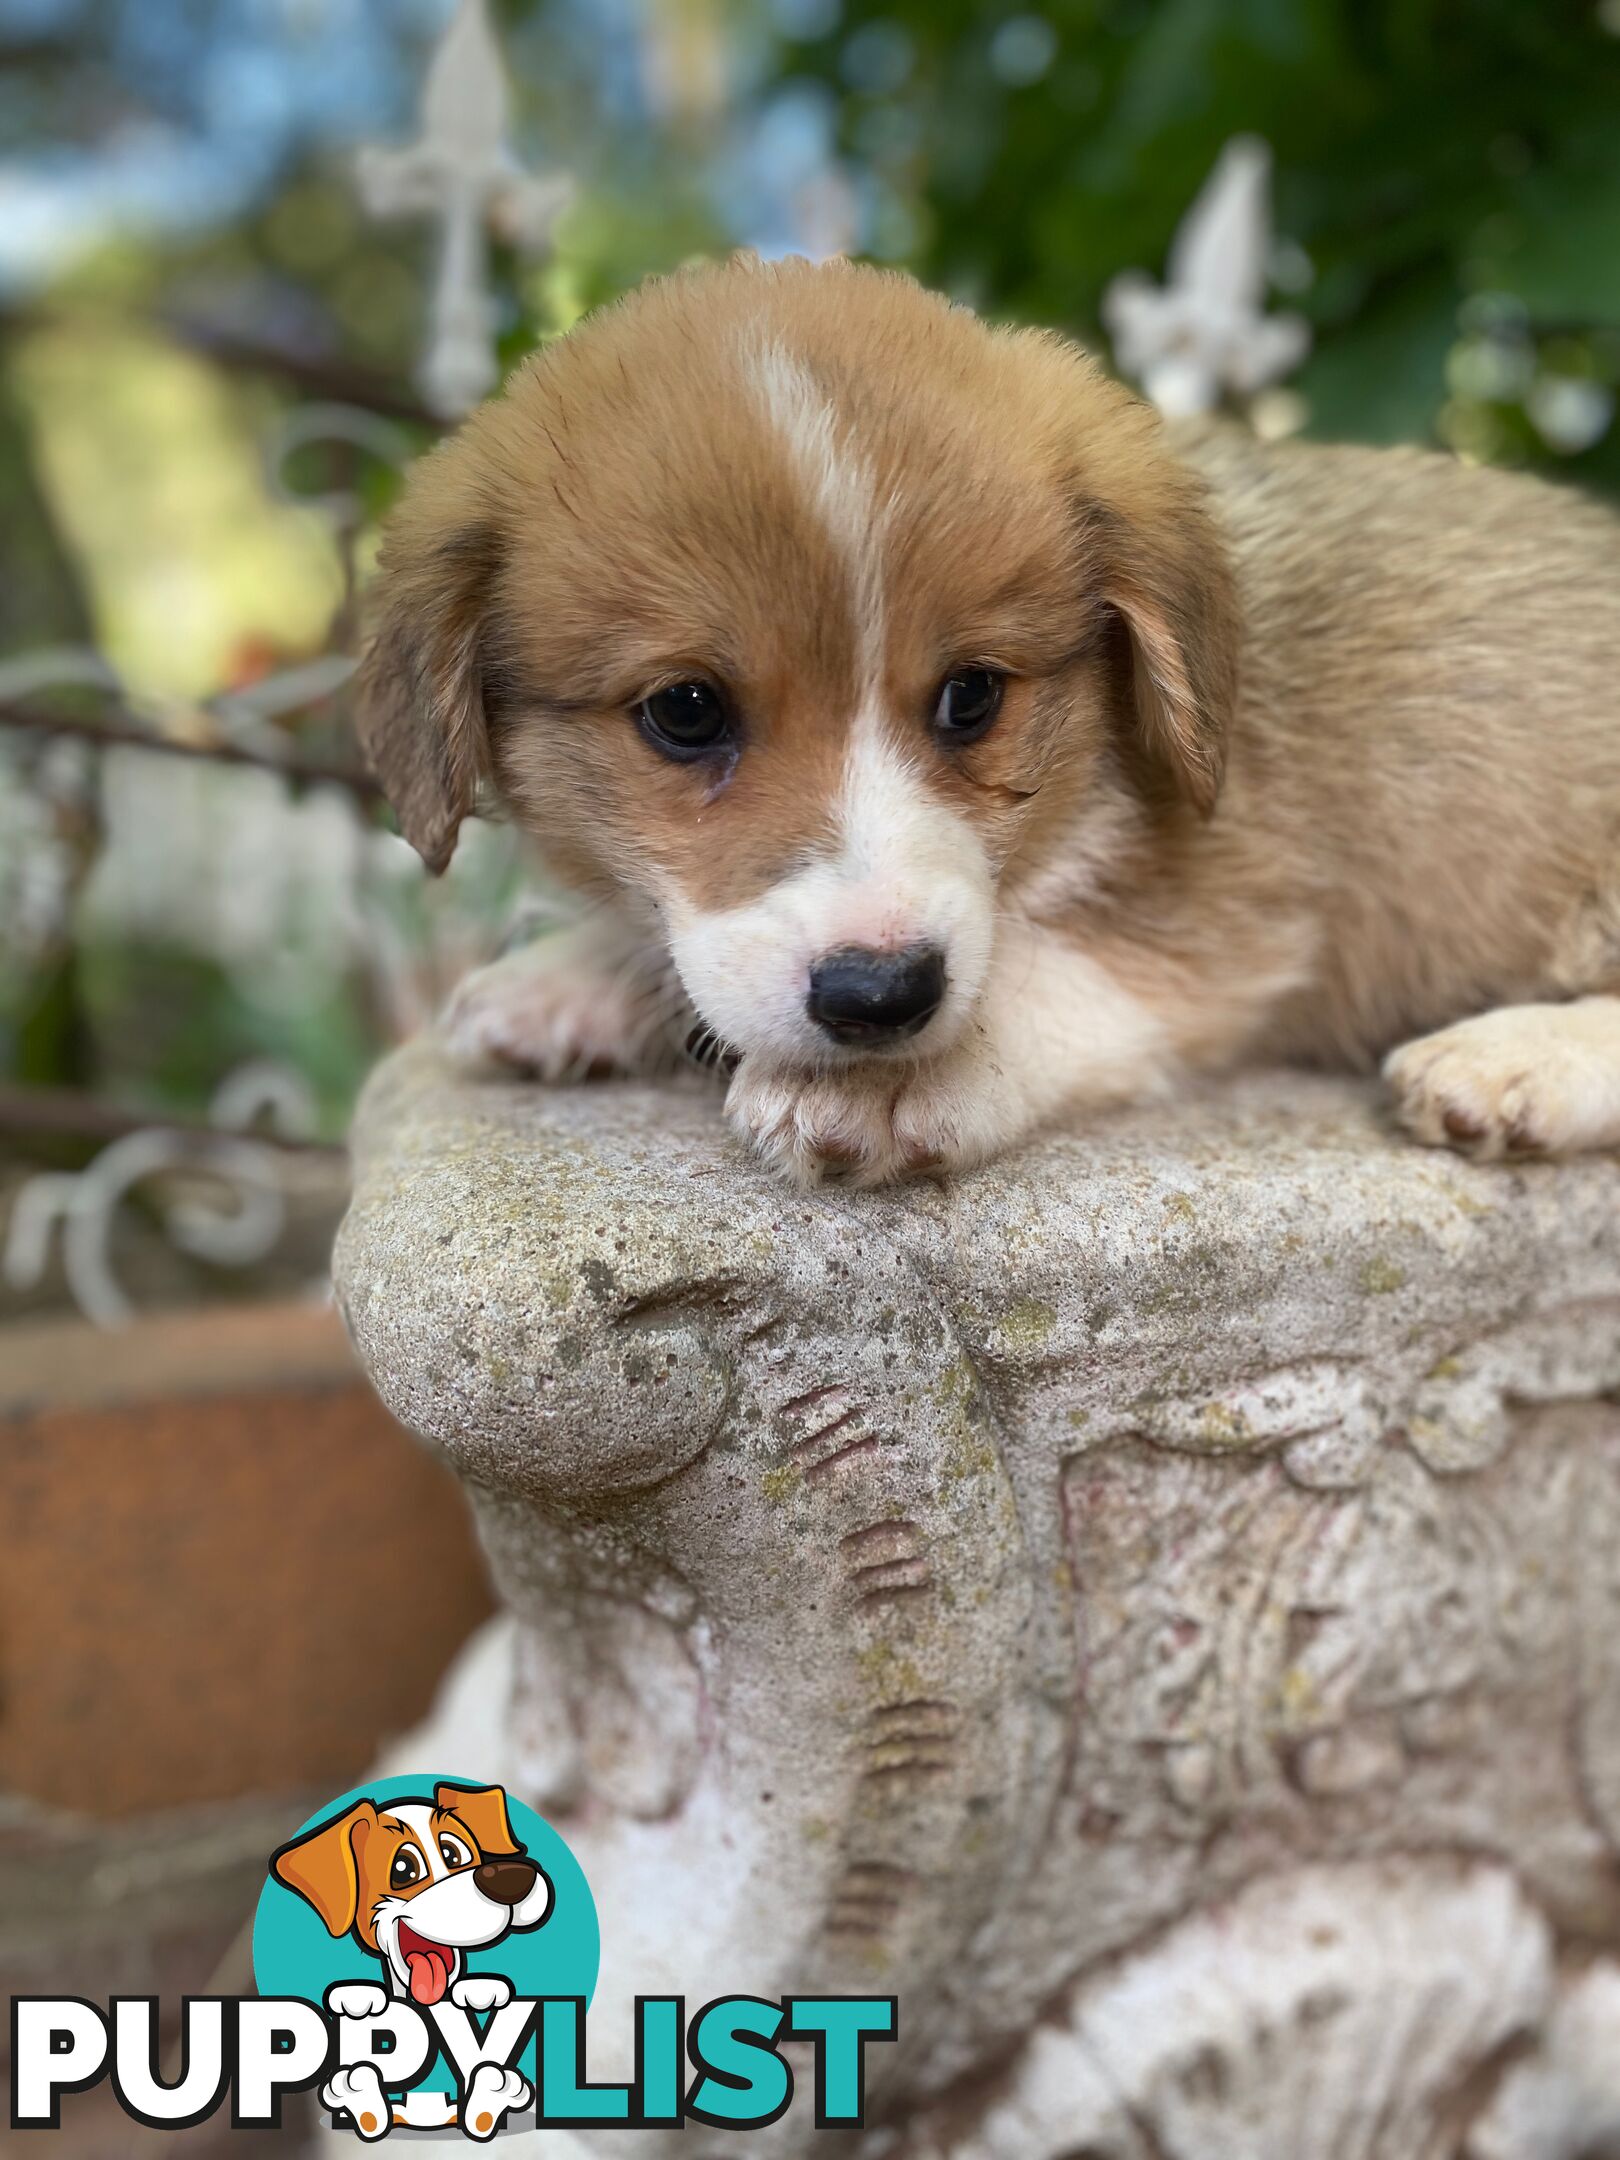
[335,1039,1620,2159]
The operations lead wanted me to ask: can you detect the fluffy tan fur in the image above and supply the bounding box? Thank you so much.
[358,254,1620,1183]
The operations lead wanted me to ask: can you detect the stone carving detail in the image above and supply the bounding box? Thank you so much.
[506,1594,705,1822]
[1405,1300,1620,1473]
[336,1050,1620,2157]
[1133,1357,1387,1488]
[1056,1416,1619,1843]
[904,1860,1552,2160]
[1470,1958,1620,2160]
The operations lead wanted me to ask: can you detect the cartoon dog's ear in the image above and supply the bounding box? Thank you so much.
[355,503,509,875]
[435,1782,522,1857]
[269,1800,378,1938]
[1090,485,1239,818]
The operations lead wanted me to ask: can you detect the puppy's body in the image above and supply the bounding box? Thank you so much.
[361,256,1620,1182]
[1161,425,1620,1068]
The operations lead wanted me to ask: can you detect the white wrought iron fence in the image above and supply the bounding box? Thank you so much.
[0,0,566,1327]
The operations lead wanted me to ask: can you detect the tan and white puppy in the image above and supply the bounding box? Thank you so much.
[358,254,1620,1185]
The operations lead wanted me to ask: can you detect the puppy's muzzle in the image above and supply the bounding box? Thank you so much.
[807,943,947,1046]
[474,1857,540,1906]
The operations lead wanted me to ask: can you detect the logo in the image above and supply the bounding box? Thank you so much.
[254,1775,598,2136]
[10,1770,896,2140]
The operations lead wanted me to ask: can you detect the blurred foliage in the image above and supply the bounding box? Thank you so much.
[79,939,379,1124]
[0,365,89,652]
[784,0,1620,492]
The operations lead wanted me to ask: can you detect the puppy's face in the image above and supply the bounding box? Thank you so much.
[360,258,1236,1068]
[269,1782,552,2005]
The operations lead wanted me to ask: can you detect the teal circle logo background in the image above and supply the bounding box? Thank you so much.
[252,1773,598,2098]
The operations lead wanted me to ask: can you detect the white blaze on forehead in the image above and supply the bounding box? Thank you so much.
[388,1802,449,1880]
[665,338,991,1069]
[836,706,971,900]
[744,336,887,684]
[829,704,993,998]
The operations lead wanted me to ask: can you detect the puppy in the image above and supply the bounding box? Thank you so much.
[357,254,1620,1185]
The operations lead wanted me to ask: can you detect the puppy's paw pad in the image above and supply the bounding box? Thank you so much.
[449,1974,513,2013]
[325,1980,389,2021]
[461,2064,531,2140]
[1385,1004,1620,1161]
[322,2065,391,2140]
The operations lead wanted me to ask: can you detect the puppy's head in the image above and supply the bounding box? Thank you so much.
[360,256,1238,1067]
[270,1783,551,2004]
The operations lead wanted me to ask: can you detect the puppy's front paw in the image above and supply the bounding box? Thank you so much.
[449,1973,513,2013]
[1385,999,1620,1160]
[726,1062,923,1186]
[727,1051,1005,1187]
[324,1980,389,2021]
[443,929,668,1083]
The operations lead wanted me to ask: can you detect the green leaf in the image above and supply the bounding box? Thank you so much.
[1294,272,1461,445]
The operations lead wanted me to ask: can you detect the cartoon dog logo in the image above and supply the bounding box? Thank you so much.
[270,1780,553,2138]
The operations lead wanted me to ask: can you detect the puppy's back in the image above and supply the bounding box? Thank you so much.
[1181,424,1620,1057]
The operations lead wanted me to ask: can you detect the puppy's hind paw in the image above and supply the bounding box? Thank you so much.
[461,2063,531,2140]
[1384,998,1620,1161]
[322,2064,392,2140]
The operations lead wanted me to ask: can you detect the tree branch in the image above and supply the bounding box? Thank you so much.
[0,698,385,799]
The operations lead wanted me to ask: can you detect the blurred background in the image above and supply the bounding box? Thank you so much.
[2,2,1619,2147]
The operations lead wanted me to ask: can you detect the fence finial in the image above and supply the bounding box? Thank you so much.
[1103,136,1309,419]
[357,0,573,419]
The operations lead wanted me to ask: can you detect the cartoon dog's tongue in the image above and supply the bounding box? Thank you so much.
[398,1924,454,2006]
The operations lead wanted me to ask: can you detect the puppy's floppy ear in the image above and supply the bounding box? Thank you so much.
[269,1800,377,1937]
[355,512,508,874]
[436,1781,522,1857]
[1087,484,1239,818]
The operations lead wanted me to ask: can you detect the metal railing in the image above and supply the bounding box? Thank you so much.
[0,0,566,1327]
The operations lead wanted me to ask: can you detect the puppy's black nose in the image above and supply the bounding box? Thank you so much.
[474,1857,538,1907]
[806,943,947,1044]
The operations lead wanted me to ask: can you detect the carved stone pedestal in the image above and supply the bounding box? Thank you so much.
[335,1042,1620,2158]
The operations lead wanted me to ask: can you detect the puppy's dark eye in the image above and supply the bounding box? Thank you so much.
[932,668,1005,744]
[390,1848,423,1890]
[638,680,732,760]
